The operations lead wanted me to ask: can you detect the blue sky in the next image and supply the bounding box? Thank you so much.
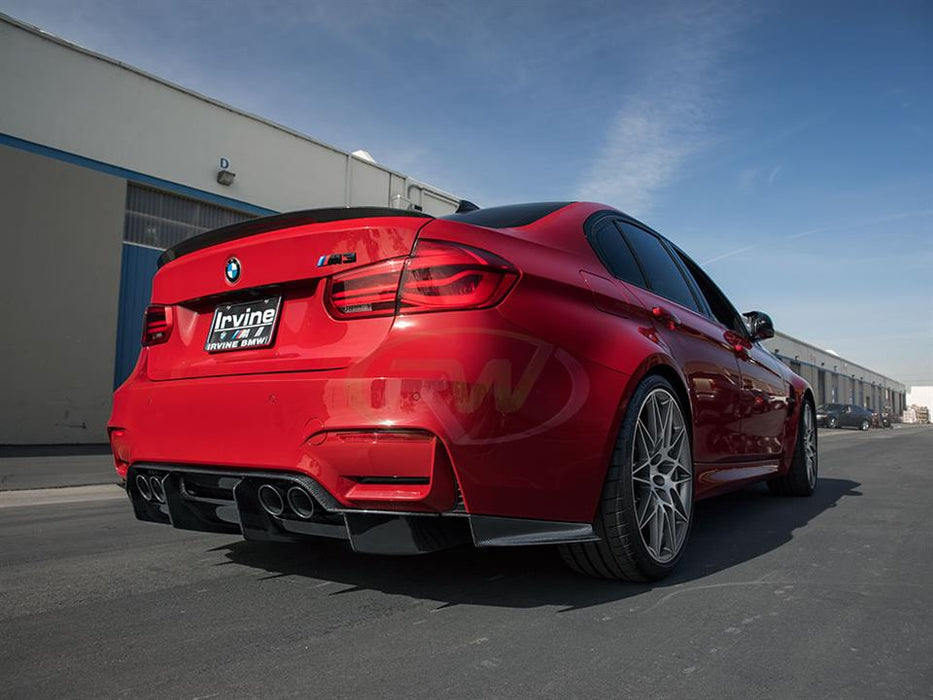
[5,0,932,383]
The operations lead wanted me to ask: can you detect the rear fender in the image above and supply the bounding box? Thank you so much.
[584,353,688,521]
[777,379,814,475]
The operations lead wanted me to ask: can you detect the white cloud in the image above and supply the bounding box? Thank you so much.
[702,244,757,266]
[788,208,933,240]
[738,167,759,192]
[575,2,751,216]
[703,207,933,266]
[576,99,706,214]
[736,162,781,195]
[767,163,783,185]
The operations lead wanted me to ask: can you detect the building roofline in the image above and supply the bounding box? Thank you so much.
[0,12,460,202]
[770,329,904,387]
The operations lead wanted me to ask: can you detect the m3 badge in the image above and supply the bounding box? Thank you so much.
[317,252,357,267]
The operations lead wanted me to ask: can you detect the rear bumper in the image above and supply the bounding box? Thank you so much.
[110,315,628,523]
[125,464,597,554]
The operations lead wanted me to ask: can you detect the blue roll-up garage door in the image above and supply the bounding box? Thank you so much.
[113,243,161,388]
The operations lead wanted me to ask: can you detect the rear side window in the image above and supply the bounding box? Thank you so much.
[619,223,701,313]
[673,248,748,335]
[589,219,647,287]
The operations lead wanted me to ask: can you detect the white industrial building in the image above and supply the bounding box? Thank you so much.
[760,334,906,415]
[0,13,906,444]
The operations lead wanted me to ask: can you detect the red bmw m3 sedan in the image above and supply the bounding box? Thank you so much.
[109,201,817,580]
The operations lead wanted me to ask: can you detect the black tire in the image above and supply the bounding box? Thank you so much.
[828,416,838,429]
[768,400,817,497]
[860,419,869,431]
[559,375,693,581]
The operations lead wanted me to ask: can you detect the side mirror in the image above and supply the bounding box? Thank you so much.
[744,310,774,341]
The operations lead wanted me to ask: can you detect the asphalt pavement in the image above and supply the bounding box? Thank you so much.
[1,426,931,699]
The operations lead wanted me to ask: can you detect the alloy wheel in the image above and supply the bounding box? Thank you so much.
[631,388,692,564]
[803,404,817,488]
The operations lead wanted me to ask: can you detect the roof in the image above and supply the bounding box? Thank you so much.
[441,202,575,228]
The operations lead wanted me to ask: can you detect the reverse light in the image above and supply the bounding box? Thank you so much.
[398,239,518,313]
[142,304,174,345]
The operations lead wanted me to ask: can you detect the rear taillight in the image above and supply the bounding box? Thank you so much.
[327,258,406,319]
[326,240,517,319]
[398,240,518,313]
[142,304,173,345]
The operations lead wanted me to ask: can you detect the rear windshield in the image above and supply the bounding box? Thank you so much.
[442,202,573,228]
[818,404,844,411]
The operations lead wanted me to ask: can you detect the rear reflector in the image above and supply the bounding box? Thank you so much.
[142,304,174,346]
[326,240,517,318]
[329,430,435,444]
[108,427,129,478]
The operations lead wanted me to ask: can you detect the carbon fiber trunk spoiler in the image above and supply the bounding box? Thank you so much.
[157,207,433,267]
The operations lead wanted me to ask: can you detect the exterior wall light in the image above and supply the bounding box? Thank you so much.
[217,156,235,186]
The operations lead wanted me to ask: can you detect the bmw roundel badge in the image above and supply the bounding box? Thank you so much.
[225,257,241,284]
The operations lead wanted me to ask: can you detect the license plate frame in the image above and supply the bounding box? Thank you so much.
[204,295,283,353]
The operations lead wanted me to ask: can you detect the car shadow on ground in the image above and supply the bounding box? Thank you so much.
[217,477,862,611]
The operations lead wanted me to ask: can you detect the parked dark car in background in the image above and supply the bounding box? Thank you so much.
[816,403,873,430]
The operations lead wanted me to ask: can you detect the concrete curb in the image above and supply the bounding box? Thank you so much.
[0,484,125,508]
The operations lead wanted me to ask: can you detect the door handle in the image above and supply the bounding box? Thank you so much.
[651,306,681,329]
[724,330,749,357]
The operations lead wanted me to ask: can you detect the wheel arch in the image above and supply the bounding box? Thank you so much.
[780,382,816,475]
[588,354,693,522]
[644,363,693,432]
[616,354,694,449]
[802,386,817,449]
[802,387,816,411]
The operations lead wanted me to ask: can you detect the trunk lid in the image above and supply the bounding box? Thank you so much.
[146,212,431,381]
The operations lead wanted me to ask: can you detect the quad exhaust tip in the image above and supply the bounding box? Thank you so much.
[136,474,152,501]
[136,473,316,519]
[286,486,316,520]
[258,484,285,517]
[149,476,166,504]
